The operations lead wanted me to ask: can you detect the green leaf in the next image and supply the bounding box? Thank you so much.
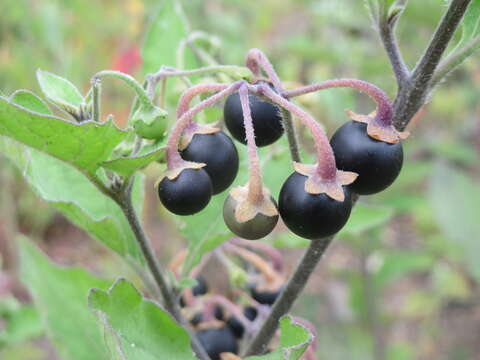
[2,91,144,264]
[246,316,314,360]
[100,143,166,178]
[9,90,51,114]
[89,278,197,360]
[428,161,480,279]
[340,204,394,237]
[36,69,84,114]
[19,237,111,360]
[0,299,43,345]
[454,0,480,50]
[0,96,128,173]
[142,0,196,72]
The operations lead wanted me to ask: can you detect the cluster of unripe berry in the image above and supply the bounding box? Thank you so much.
[158,49,408,241]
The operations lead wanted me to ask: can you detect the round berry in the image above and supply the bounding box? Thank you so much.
[223,91,284,147]
[223,195,279,240]
[249,284,283,305]
[196,327,238,360]
[158,168,212,216]
[279,172,353,239]
[181,131,239,194]
[225,306,258,339]
[330,121,403,195]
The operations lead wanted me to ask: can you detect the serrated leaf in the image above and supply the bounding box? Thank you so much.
[100,144,166,177]
[246,316,313,360]
[0,96,128,173]
[428,161,480,279]
[19,237,111,360]
[89,279,197,360]
[36,69,84,114]
[142,0,196,73]
[1,93,144,264]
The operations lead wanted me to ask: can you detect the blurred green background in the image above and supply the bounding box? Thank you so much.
[1,0,480,359]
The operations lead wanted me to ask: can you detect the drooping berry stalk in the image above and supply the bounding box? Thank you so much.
[230,238,284,272]
[166,81,244,169]
[203,295,251,328]
[283,79,393,126]
[246,48,284,91]
[255,84,337,181]
[176,83,231,119]
[238,84,264,204]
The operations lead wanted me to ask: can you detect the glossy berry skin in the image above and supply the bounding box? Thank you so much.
[181,131,239,194]
[223,92,284,147]
[330,121,403,195]
[279,172,353,240]
[158,168,212,216]
[196,327,238,360]
[249,284,283,305]
[223,195,279,240]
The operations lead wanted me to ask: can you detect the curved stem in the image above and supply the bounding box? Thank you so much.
[256,84,337,181]
[238,84,264,204]
[230,238,284,273]
[91,78,101,122]
[203,295,251,328]
[176,83,230,119]
[283,79,393,126]
[243,237,333,356]
[93,70,151,107]
[246,48,283,91]
[166,81,243,169]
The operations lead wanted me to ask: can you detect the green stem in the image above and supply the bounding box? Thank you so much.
[91,78,101,122]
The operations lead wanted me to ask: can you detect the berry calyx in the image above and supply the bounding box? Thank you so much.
[279,172,353,239]
[181,130,239,194]
[196,326,238,360]
[223,85,284,147]
[223,186,279,240]
[158,166,212,216]
[330,115,406,195]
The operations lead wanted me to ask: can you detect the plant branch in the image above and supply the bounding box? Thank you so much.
[243,237,333,356]
[280,108,301,162]
[91,78,101,122]
[393,0,472,130]
[430,35,480,87]
[113,183,211,360]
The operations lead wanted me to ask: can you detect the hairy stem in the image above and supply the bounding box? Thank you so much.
[166,82,243,169]
[246,48,284,91]
[393,0,472,130]
[176,83,231,119]
[91,78,101,122]
[256,84,337,180]
[243,237,333,356]
[113,184,210,360]
[283,78,393,126]
[239,85,264,204]
[281,108,302,162]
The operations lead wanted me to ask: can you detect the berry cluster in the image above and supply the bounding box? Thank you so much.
[171,240,286,360]
[158,49,408,241]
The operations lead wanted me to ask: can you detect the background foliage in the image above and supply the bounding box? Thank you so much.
[0,0,480,359]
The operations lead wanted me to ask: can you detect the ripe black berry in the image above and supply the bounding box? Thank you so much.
[249,284,283,305]
[223,91,284,147]
[181,131,239,194]
[180,276,209,307]
[226,306,258,338]
[223,195,279,240]
[158,168,212,215]
[330,121,403,195]
[196,327,238,360]
[279,172,353,239]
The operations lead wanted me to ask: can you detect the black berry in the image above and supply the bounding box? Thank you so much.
[181,131,239,194]
[279,172,353,239]
[226,306,258,338]
[249,284,283,305]
[223,195,279,240]
[330,121,403,195]
[158,168,212,215]
[223,91,284,147]
[180,276,209,307]
[196,327,238,360]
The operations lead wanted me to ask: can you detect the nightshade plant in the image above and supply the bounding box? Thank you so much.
[0,0,479,359]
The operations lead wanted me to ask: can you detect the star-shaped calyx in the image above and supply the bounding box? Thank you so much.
[161,159,206,182]
[347,110,409,144]
[229,185,278,223]
[293,162,358,202]
[178,122,220,151]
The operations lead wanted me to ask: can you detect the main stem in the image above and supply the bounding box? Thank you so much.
[243,237,333,356]
[114,185,210,360]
